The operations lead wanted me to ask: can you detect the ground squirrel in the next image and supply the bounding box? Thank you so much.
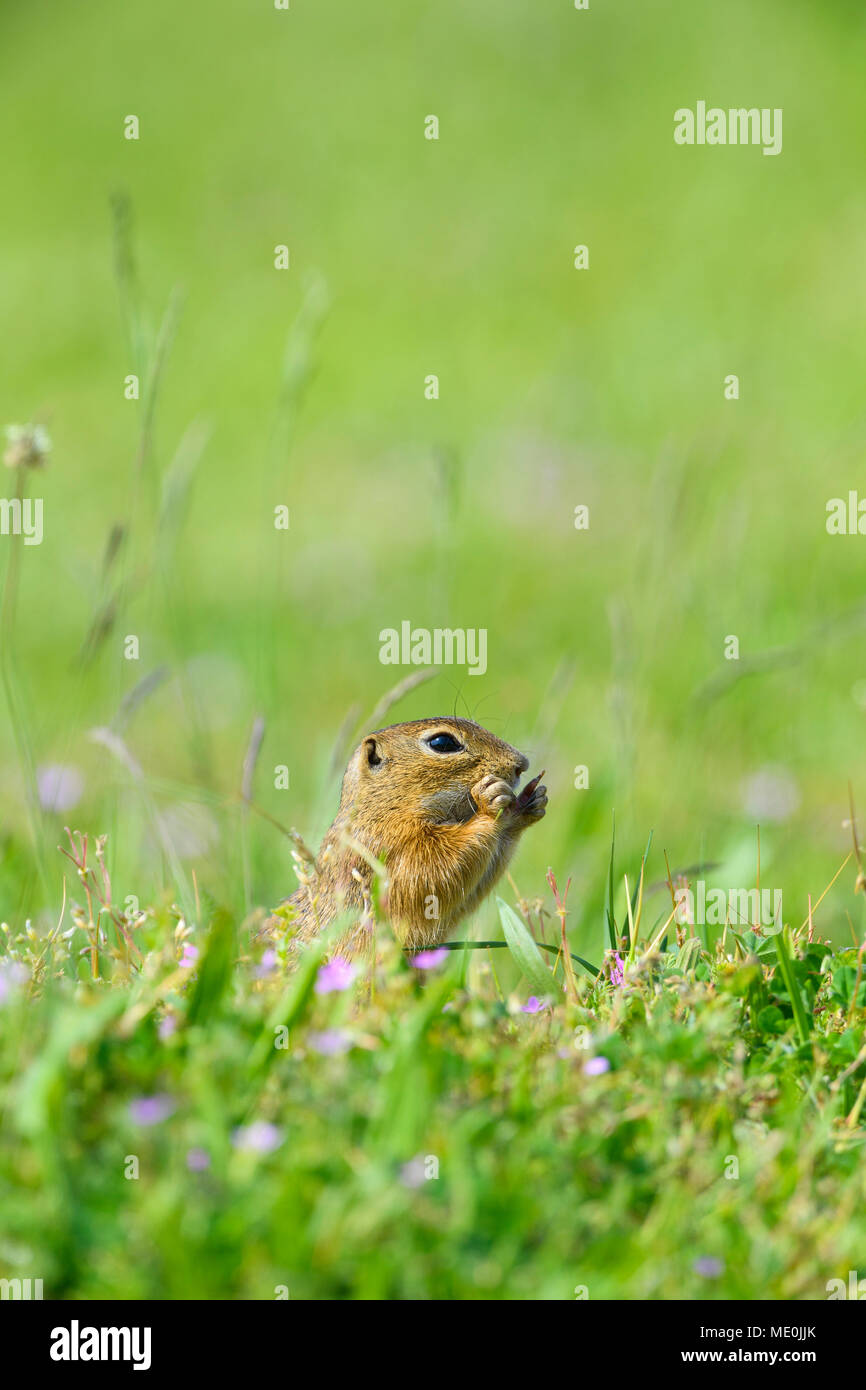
[275,717,547,955]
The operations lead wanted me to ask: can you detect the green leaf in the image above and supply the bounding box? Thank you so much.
[756,1004,787,1036]
[497,898,557,998]
[674,936,703,974]
[830,964,866,1010]
[187,908,236,1026]
[773,929,811,1046]
[719,959,762,997]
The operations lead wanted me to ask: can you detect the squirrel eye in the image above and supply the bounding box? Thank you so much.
[426,732,463,754]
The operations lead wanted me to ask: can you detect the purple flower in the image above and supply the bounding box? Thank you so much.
[255,948,277,979]
[742,766,799,823]
[308,1028,353,1056]
[186,1147,211,1172]
[231,1122,284,1153]
[129,1094,175,1126]
[37,763,84,814]
[399,1156,427,1189]
[610,952,625,987]
[583,1056,610,1076]
[157,1015,177,1040]
[0,960,28,1005]
[693,1256,724,1279]
[179,943,199,968]
[412,948,449,970]
[315,957,355,994]
[521,996,547,1014]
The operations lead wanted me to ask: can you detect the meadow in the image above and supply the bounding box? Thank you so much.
[1,0,866,1299]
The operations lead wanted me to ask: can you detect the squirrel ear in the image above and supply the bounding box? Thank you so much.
[364,737,382,768]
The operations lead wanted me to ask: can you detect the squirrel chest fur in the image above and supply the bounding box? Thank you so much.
[281,716,547,954]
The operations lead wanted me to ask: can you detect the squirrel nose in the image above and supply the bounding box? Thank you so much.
[514,753,530,776]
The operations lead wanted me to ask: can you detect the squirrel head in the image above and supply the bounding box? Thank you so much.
[338,716,530,826]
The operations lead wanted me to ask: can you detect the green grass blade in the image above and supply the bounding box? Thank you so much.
[187,908,236,1026]
[604,810,618,952]
[773,928,812,1045]
[630,830,654,920]
[438,940,600,979]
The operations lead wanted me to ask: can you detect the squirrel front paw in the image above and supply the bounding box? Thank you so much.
[471,773,517,817]
[514,770,547,823]
[515,782,547,822]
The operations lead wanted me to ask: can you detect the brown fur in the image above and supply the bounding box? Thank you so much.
[274,717,547,956]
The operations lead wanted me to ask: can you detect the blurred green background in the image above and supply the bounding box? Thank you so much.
[2,0,866,948]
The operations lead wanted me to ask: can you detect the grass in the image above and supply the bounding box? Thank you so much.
[2,0,866,1301]
[1,817,866,1299]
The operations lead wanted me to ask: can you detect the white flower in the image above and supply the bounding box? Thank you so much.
[3,423,52,470]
